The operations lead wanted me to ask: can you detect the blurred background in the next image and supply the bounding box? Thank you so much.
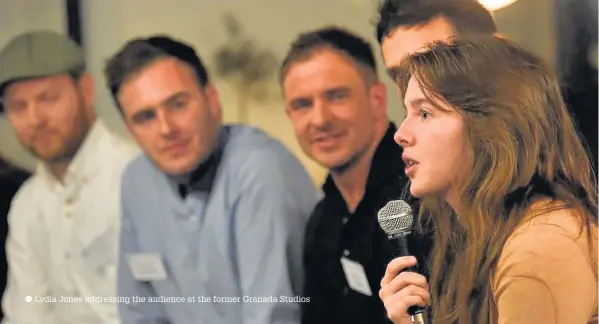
[0,0,597,186]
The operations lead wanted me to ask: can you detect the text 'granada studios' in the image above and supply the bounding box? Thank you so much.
[197,296,311,303]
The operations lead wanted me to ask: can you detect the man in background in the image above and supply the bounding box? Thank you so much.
[375,0,496,74]
[281,26,427,324]
[0,31,139,323]
[104,35,317,324]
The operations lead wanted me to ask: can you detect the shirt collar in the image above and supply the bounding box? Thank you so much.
[37,119,111,187]
[174,126,229,197]
[322,122,405,197]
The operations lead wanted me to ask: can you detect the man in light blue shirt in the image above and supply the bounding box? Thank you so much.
[103,35,318,324]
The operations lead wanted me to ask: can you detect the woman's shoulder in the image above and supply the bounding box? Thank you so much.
[491,200,598,323]
[501,199,596,265]
[509,199,597,244]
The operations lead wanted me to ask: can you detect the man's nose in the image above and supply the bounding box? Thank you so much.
[157,110,176,136]
[26,104,45,128]
[311,101,332,127]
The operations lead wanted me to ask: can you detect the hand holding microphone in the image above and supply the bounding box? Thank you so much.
[377,200,430,324]
[379,256,430,324]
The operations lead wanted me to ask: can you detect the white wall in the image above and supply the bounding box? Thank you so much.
[0,0,66,171]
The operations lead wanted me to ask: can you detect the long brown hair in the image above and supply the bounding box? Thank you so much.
[394,36,598,323]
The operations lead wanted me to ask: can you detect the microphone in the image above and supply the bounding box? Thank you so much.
[377,200,427,324]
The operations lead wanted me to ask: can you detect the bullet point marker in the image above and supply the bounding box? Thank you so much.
[25,296,32,303]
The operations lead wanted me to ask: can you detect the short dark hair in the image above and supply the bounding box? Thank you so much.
[104,35,209,110]
[375,0,497,43]
[280,26,378,82]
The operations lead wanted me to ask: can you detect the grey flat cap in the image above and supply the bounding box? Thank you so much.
[0,30,85,94]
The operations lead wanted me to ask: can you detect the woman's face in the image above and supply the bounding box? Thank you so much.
[394,77,469,210]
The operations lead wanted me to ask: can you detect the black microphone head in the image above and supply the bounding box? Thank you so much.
[377,200,414,237]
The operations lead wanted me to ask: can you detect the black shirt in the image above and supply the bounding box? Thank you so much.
[0,165,30,321]
[301,123,432,324]
[176,127,228,198]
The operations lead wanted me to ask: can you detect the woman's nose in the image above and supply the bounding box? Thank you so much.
[394,120,414,148]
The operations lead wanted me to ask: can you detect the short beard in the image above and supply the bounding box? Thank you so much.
[329,145,368,175]
[32,101,92,164]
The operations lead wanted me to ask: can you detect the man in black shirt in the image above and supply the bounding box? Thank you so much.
[280,26,430,324]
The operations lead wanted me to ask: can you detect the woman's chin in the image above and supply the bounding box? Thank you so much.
[409,187,424,198]
[409,183,433,198]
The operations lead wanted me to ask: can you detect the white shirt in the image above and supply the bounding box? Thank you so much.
[1,120,139,324]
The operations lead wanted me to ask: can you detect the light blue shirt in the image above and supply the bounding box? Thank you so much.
[118,125,319,324]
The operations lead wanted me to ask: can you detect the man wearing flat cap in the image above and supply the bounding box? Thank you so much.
[0,31,139,323]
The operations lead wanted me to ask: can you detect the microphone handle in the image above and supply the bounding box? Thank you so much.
[388,235,427,322]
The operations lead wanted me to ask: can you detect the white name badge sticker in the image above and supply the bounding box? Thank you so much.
[127,253,168,281]
[340,257,373,296]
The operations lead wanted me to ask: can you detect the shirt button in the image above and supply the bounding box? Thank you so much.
[64,197,73,206]
[342,217,348,225]
[64,253,70,260]
[343,287,349,295]
[343,249,350,256]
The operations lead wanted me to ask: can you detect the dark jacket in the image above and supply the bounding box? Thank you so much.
[0,160,30,320]
[301,124,432,324]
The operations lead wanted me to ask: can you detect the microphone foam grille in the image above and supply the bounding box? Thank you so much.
[377,200,414,235]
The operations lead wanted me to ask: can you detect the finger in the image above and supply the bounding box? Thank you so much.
[391,284,431,307]
[380,256,418,286]
[388,271,429,293]
[384,295,427,322]
[379,271,428,300]
[379,278,430,304]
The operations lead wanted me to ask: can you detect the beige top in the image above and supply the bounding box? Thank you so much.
[491,205,598,324]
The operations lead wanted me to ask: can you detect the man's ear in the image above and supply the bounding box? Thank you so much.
[203,83,222,122]
[76,72,95,117]
[369,82,388,119]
